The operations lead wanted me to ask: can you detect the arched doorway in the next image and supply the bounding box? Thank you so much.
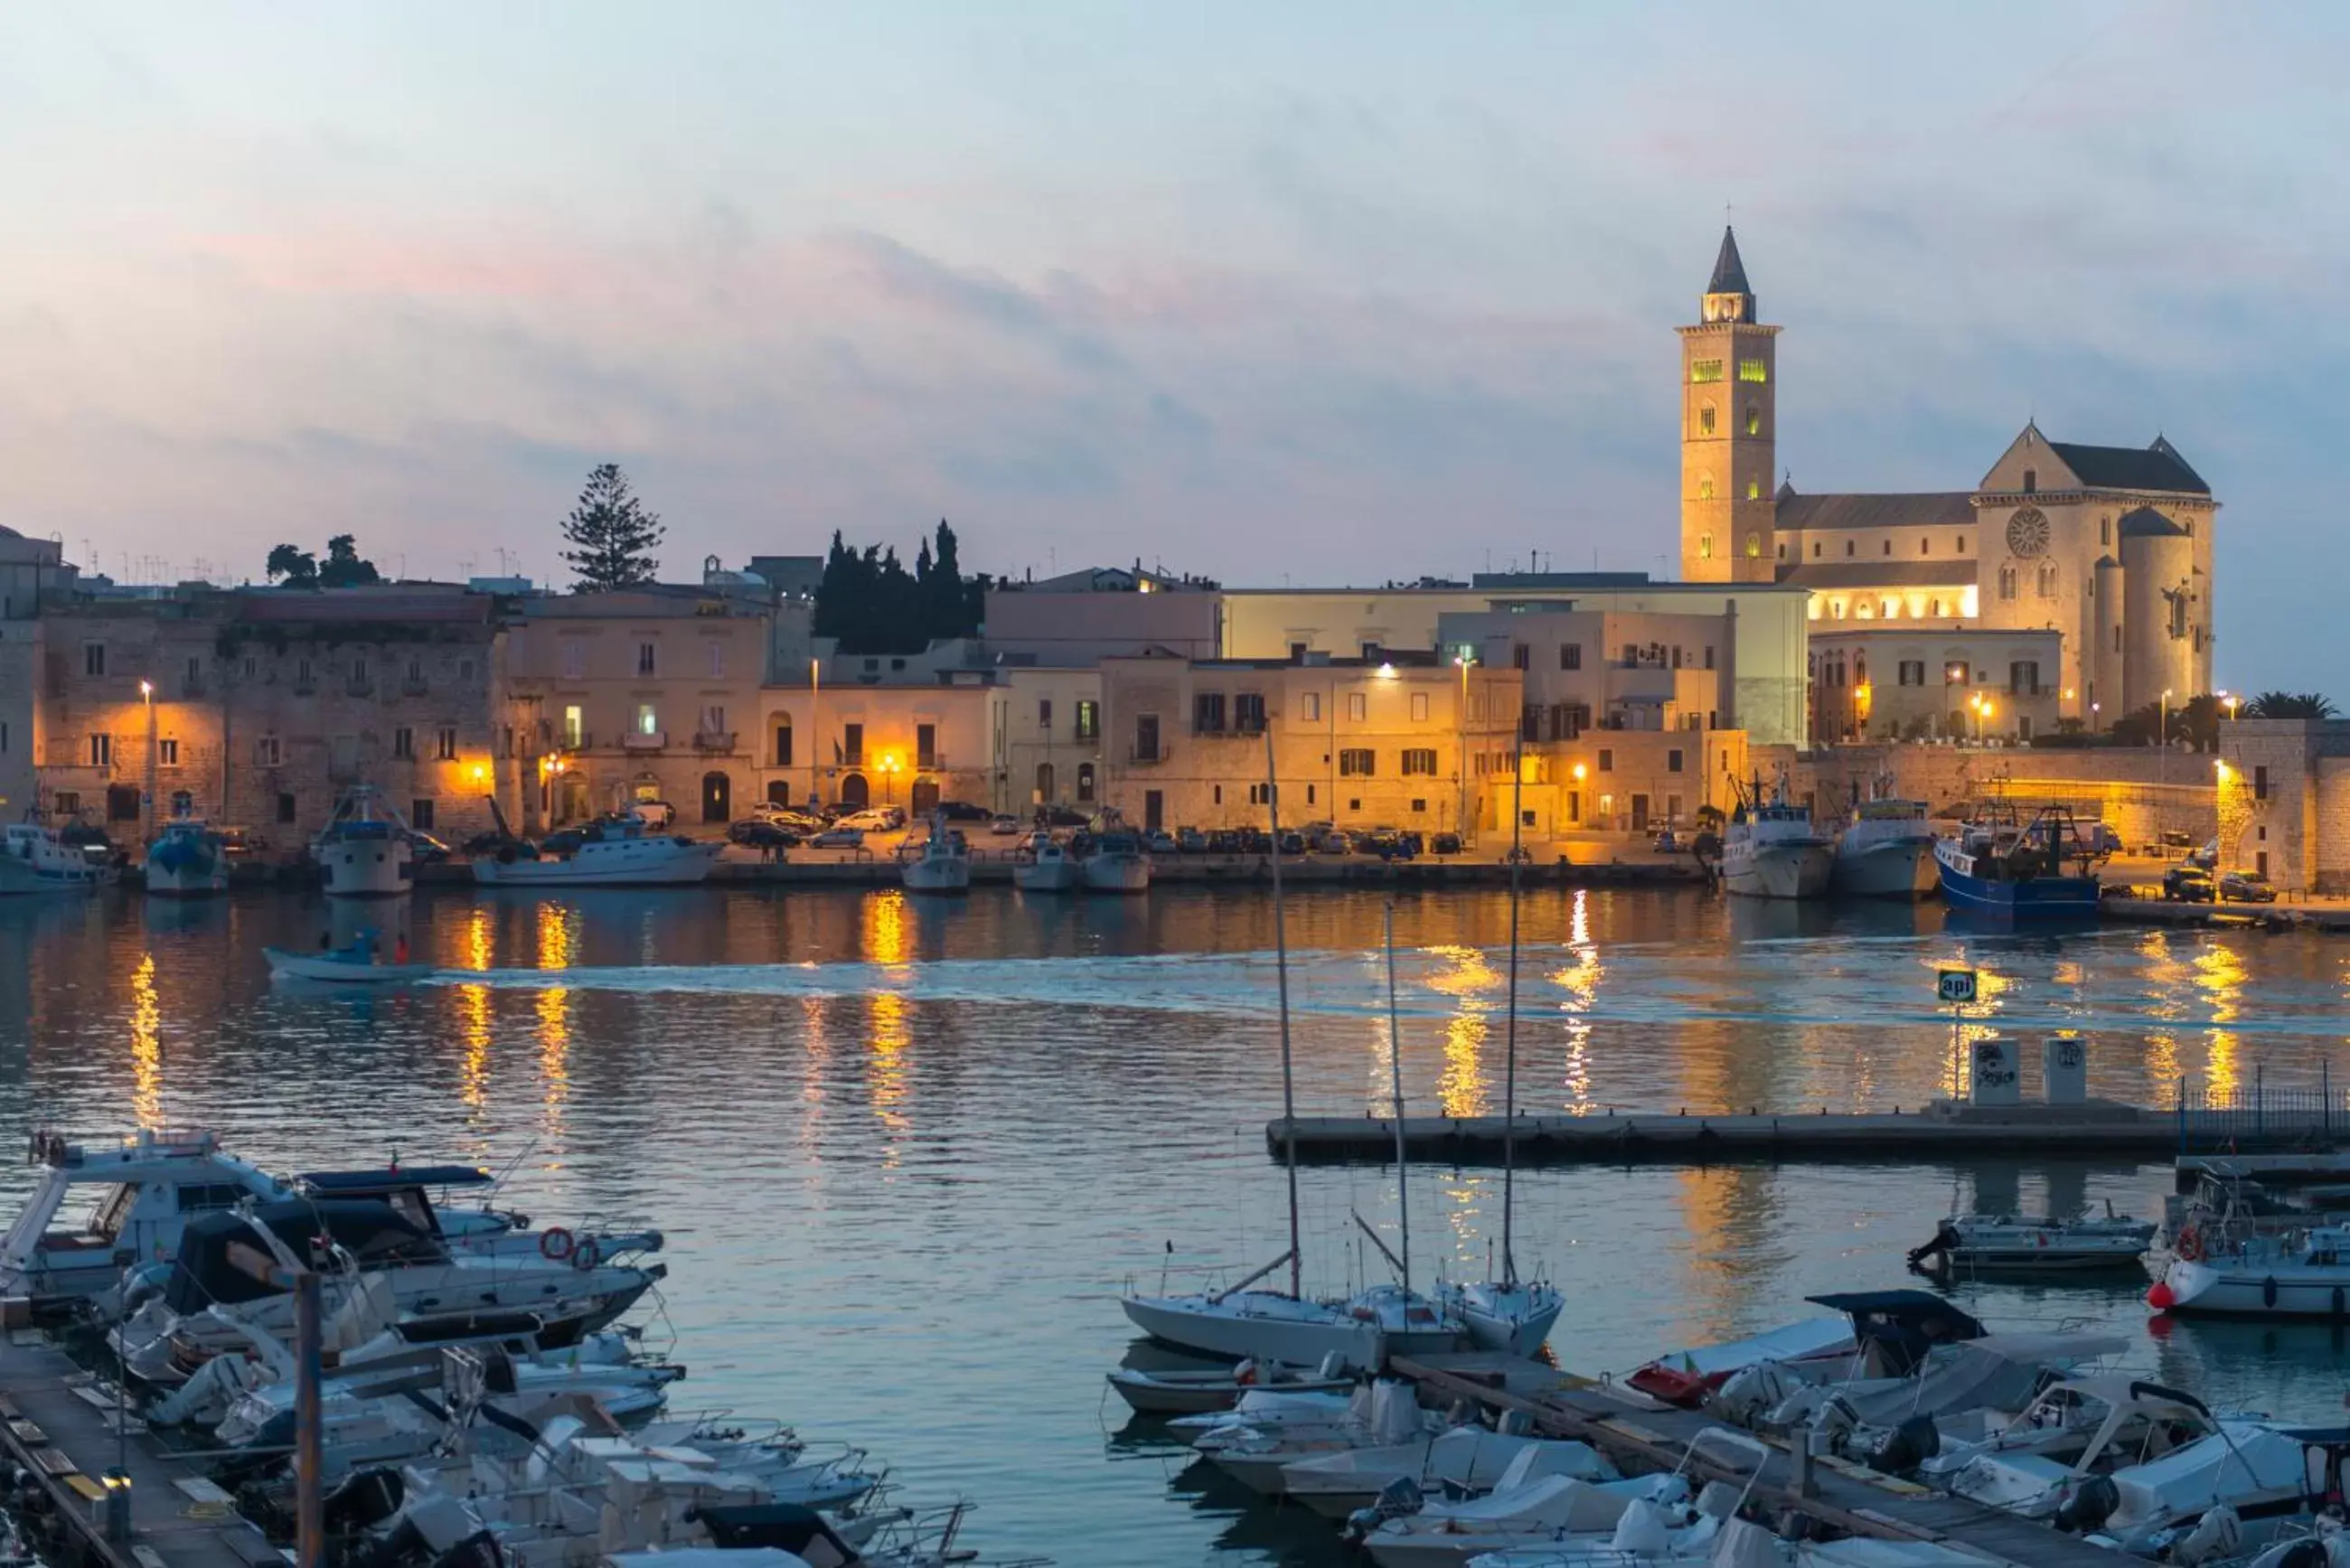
[838,772,870,810]
[1035,763,1056,803]
[700,771,731,823]
[909,778,940,816]
[766,780,791,807]
[771,718,793,766]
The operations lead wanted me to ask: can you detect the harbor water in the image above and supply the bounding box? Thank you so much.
[2,885,2346,1564]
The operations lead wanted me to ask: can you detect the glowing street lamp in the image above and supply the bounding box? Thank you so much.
[877,753,903,805]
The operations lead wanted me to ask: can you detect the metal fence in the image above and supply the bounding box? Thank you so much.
[2174,1066,2350,1151]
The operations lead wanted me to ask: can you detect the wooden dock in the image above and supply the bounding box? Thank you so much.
[1271,1098,2341,1166]
[1393,1354,2125,1567]
[0,1333,274,1568]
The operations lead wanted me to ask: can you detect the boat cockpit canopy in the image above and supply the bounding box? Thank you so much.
[164,1199,448,1313]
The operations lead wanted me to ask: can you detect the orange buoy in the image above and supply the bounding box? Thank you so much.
[2146,1280,2177,1310]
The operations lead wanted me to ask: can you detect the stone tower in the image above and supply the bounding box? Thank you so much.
[1678,228,1781,584]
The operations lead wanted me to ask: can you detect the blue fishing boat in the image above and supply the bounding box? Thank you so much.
[1933,805,2101,920]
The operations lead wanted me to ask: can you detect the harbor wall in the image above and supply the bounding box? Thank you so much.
[1759,743,2215,849]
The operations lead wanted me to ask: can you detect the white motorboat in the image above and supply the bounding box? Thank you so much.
[112,1198,663,1383]
[1829,798,1939,900]
[1625,1318,1858,1407]
[2072,1421,2318,1556]
[1283,1427,1613,1520]
[0,1127,287,1309]
[1720,777,1833,900]
[1014,840,1082,892]
[1628,1290,1984,1407]
[901,812,971,894]
[1923,1375,2219,1518]
[1201,1377,1430,1496]
[1361,1469,1688,1568]
[474,812,720,887]
[265,945,437,984]
[144,818,230,897]
[1910,1206,2157,1275]
[1442,1429,1775,1568]
[0,819,115,894]
[1082,829,1152,892]
[2151,1225,2350,1317]
[315,785,415,897]
[1104,1355,1353,1416]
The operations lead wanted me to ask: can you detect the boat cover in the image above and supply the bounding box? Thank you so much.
[1807,1291,1986,1376]
[163,1200,447,1313]
[1810,1333,2121,1428]
[2109,1422,2310,1529]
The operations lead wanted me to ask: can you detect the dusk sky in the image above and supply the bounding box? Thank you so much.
[3,3,2341,688]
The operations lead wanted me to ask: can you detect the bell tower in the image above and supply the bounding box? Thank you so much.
[1678,227,1781,584]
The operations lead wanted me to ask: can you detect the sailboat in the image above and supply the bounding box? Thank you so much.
[1120,731,1463,1370]
[1435,751,1565,1358]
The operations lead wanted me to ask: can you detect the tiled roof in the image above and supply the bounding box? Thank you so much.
[1775,491,1979,532]
[1707,227,1752,296]
[2117,505,2188,539]
[2045,437,2208,495]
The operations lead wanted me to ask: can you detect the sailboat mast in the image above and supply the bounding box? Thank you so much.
[1503,746,1523,1286]
[1384,902,1410,1299]
[1265,728,1302,1302]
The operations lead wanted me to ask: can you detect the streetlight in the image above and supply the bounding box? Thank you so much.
[2224,691,2241,723]
[1452,652,1475,842]
[2160,688,2176,750]
[1570,760,1586,829]
[878,753,902,805]
[138,680,155,842]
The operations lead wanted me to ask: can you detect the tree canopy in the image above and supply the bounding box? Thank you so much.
[813,521,986,654]
[2245,690,2339,719]
[2109,692,2220,751]
[560,464,664,591]
[265,535,381,588]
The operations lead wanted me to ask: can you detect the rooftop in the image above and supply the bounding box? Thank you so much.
[1774,490,1979,533]
[2042,436,2208,496]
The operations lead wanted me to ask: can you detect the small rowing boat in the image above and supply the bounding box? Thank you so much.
[1105,1357,1353,1415]
[264,947,437,984]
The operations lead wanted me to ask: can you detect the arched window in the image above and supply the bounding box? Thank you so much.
[1698,533,1714,559]
[1699,404,1716,435]
[170,789,193,818]
[1998,566,2017,600]
[1856,600,1874,619]
[1744,532,1761,559]
[1076,763,1096,803]
[2022,468,2037,494]
[771,716,793,766]
[1745,480,1761,501]
[1744,404,1760,437]
[1698,476,1715,501]
[766,780,791,806]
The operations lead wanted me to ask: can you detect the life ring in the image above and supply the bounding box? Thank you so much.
[570,1236,601,1272]
[540,1226,575,1263]
[2175,1226,2204,1263]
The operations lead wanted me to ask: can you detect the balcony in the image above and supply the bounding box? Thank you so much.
[916,751,943,772]
[402,677,430,697]
[346,676,375,698]
[624,731,667,751]
[693,730,737,753]
[1128,744,1170,765]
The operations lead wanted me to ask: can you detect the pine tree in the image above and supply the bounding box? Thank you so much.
[559,464,664,591]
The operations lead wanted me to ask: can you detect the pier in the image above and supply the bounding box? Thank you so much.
[1392,1354,2129,1568]
[0,1333,273,1568]
[1270,1096,2349,1166]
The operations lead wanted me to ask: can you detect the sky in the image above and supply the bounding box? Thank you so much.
[1,2,2343,689]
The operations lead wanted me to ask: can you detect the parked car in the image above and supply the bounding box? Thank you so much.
[808,824,866,849]
[987,815,1023,836]
[1039,805,1090,828]
[628,799,676,829]
[838,809,900,832]
[2162,865,2215,902]
[1431,832,1463,856]
[1145,830,1180,854]
[2220,869,2279,904]
[935,800,993,822]
[728,819,799,849]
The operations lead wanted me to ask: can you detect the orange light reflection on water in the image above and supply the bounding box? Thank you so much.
[1418,944,1497,1119]
[129,953,162,1128]
[863,894,913,1153]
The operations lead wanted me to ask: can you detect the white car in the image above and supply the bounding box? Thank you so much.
[808,825,865,849]
[838,809,899,832]
[628,799,676,829]
[987,815,1023,836]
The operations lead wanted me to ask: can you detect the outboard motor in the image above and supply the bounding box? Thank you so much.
[2054,1475,2120,1535]
[1905,1220,1959,1269]
[1869,1414,1941,1475]
[324,1469,407,1536]
[1343,1475,1424,1541]
[427,1528,504,1568]
[2167,1504,2242,1568]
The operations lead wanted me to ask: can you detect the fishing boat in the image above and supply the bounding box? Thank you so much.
[1720,775,1834,900]
[144,818,230,897]
[265,939,435,984]
[1932,804,2101,920]
[314,785,415,898]
[1434,750,1564,1357]
[0,818,116,894]
[1908,1205,2156,1275]
[1013,838,1082,892]
[0,1127,287,1309]
[900,812,972,894]
[472,811,720,887]
[1082,824,1152,892]
[1829,796,1939,900]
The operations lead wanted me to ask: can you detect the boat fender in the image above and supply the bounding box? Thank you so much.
[539,1226,575,1263]
[2264,1275,2280,1310]
[1233,1359,1258,1386]
[2175,1225,2204,1263]
[570,1236,600,1272]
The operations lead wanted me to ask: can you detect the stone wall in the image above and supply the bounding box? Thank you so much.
[1755,742,2216,849]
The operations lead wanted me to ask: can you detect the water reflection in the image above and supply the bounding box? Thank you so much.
[128,953,161,1128]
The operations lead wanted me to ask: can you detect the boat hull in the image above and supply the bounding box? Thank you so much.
[472,843,720,886]
[315,842,412,898]
[1933,852,2100,920]
[1830,840,1939,900]
[1104,1367,1351,1416]
[1083,853,1152,893]
[264,949,436,984]
[2157,1258,2350,1316]
[1439,1281,1565,1357]
[144,867,229,897]
[1014,859,1082,892]
[1721,842,1833,899]
[901,860,971,893]
[0,856,114,895]
[1121,1292,1384,1371]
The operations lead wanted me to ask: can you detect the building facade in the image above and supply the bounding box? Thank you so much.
[1805,627,2064,746]
[0,527,76,816]
[2216,719,2350,894]
[760,671,998,815]
[1676,227,2219,730]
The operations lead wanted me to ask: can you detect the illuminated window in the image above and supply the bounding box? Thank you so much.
[1347,693,1367,722]
[1744,532,1761,559]
[563,705,583,747]
[1744,404,1760,436]
[1699,404,1716,435]
[1882,599,1897,618]
[1698,534,1714,559]
[1856,601,1873,619]
[157,739,179,766]
[1698,476,1715,501]
[637,703,658,736]
[437,727,458,760]
[1737,359,1767,383]
[1691,360,1725,384]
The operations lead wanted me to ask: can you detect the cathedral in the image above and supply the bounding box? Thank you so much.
[1676,227,2216,733]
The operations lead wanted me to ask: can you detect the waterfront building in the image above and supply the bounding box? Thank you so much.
[1803,626,2063,746]
[1678,227,2218,730]
[761,642,1000,814]
[982,565,1223,663]
[993,665,1106,816]
[0,528,77,816]
[503,583,776,829]
[2216,719,2350,893]
[34,586,508,844]
[1096,651,1520,835]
